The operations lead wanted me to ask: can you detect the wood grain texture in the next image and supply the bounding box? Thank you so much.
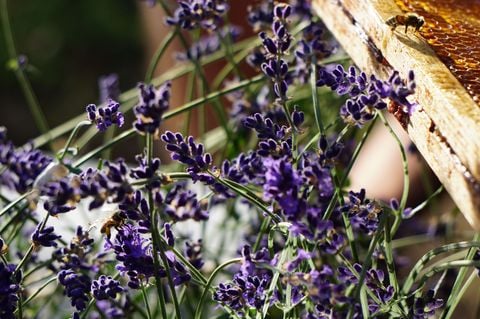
[313,0,480,228]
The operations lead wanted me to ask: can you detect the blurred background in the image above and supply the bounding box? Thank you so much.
[0,0,143,144]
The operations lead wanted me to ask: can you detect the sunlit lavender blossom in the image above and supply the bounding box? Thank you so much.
[86,99,124,132]
[176,26,241,61]
[91,275,124,300]
[58,269,91,313]
[31,224,61,248]
[133,81,171,137]
[109,224,158,289]
[164,183,209,222]
[161,131,216,185]
[185,239,204,269]
[0,128,52,193]
[166,0,228,31]
[317,65,417,126]
[260,3,293,101]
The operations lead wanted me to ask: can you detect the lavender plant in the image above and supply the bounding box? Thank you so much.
[1,1,478,319]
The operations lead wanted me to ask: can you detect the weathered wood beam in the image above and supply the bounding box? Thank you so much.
[313,0,480,228]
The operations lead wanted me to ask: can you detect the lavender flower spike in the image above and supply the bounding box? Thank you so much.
[133,81,171,138]
[86,99,124,132]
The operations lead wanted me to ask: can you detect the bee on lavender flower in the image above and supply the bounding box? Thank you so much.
[386,12,425,33]
[89,211,126,239]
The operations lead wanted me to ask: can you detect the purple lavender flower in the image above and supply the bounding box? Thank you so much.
[243,113,287,140]
[294,22,333,83]
[341,189,382,235]
[166,0,228,31]
[185,239,204,269]
[109,224,158,289]
[317,65,417,126]
[164,222,175,247]
[290,0,312,19]
[301,155,334,199]
[98,73,120,103]
[243,112,294,157]
[41,178,80,216]
[247,0,273,31]
[79,159,132,211]
[118,191,151,233]
[58,269,91,312]
[176,26,241,61]
[161,131,215,185]
[165,251,192,286]
[31,224,61,248]
[412,290,443,318]
[86,100,125,132]
[214,245,273,313]
[0,128,53,193]
[259,4,293,101]
[52,226,95,271]
[0,263,21,319]
[133,81,171,137]
[164,184,209,222]
[317,134,344,168]
[130,152,161,189]
[91,275,124,300]
[263,157,304,218]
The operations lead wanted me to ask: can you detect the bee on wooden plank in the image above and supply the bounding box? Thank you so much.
[386,12,425,33]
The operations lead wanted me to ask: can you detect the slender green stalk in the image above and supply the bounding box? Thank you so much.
[58,120,91,161]
[348,216,387,318]
[14,212,50,275]
[0,191,32,218]
[1,0,52,149]
[145,133,170,319]
[214,175,280,222]
[310,57,324,134]
[145,29,177,83]
[402,240,480,295]
[141,282,153,319]
[378,112,409,236]
[440,233,480,319]
[404,186,444,219]
[157,0,233,143]
[261,234,291,317]
[20,276,57,308]
[383,214,399,296]
[194,258,242,319]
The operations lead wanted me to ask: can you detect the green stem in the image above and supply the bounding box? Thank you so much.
[141,282,153,319]
[349,215,387,318]
[14,212,50,275]
[1,0,52,149]
[310,57,324,134]
[0,191,32,218]
[378,112,409,236]
[146,132,169,319]
[383,214,399,296]
[440,233,480,319]
[402,240,480,295]
[58,120,91,161]
[145,29,177,83]
[20,276,57,308]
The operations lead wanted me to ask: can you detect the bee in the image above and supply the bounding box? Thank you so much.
[89,211,126,239]
[386,12,425,33]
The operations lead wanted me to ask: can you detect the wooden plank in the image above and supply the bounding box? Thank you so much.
[313,0,480,228]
